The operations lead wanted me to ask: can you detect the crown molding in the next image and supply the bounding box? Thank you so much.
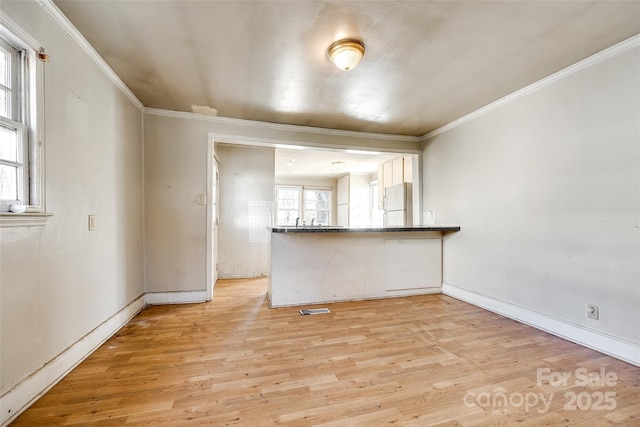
[208,131,423,154]
[144,108,421,143]
[144,108,421,152]
[37,0,144,112]
[422,33,640,142]
[0,10,42,50]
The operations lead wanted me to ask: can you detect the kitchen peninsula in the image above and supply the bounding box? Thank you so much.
[269,226,460,307]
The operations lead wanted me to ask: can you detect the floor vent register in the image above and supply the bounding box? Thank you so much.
[299,308,331,315]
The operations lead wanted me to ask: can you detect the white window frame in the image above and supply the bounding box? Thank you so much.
[275,185,332,226]
[0,38,28,205]
[0,14,47,226]
[302,187,331,226]
[275,185,301,226]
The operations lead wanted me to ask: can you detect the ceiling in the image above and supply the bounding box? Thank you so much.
[53,0,640,139]
[274,147,399,179]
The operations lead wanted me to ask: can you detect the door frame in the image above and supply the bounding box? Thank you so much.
[205,137,218,301]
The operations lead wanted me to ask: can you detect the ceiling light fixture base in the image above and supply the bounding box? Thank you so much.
[327,39,365,71]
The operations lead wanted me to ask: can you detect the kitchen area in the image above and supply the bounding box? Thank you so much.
[269,148,460,307]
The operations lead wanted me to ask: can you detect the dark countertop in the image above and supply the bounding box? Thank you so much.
[271,226,461,233]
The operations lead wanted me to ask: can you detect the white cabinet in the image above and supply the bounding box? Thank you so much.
[337,175,350,205]
[336,204,349,226]
[403,155,413,183]
[392,157,404,185]
[349,174,370,227]
[377,164,384,210]
[336,175,350,226]
[337,174,371,227]
[385,238,441,290]
[383,161,394,187]
[378,155,414,210]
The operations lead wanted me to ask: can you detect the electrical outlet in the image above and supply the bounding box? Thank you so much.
[196,194,206,205]
[587,304,599,320]
[88,214,96,231]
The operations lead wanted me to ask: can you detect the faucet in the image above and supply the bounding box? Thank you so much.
[311,218,316,227]
[295,217,300,228]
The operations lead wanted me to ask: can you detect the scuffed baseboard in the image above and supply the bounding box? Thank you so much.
[144,290,209,305]
[1,289,213,426]
[442,282,639,367]
[1,295,146,427]
[6,283,636,426]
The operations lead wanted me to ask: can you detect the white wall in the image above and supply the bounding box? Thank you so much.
[0,0,144,416]
[146,130,275,281]
[143,113,211,293]
[143,110,419,291]
[217,144,274,278]
[423,44,640,356]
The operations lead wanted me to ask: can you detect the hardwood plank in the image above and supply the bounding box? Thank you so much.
[10,278,640,426]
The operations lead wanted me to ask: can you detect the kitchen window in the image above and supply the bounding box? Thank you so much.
[275,186,301,226]
[303,188,330,225]
[275,185,331,226]
[0,23,46,223]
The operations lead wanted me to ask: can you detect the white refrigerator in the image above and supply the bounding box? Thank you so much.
[383,183,412,227]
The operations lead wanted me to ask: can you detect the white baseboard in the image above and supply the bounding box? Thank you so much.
[0,295,146,427]
[1,290,210,425]
[144,290,209,305]
[218,274,267,280]
[442,283,640,367]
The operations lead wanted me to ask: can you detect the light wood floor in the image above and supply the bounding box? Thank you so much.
[12,278,640,426]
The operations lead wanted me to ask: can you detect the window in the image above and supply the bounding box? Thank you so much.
[0,38,26,203]
[303,188,330,225]
[0,23,45,217]
[275,186,300,226]
[275,185,332,226]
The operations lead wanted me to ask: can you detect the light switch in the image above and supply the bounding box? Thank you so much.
[425,211,434,224]
[196,194,206,205]
[88,214,96,231]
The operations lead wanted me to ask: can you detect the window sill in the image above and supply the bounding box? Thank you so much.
[0,212,52,228]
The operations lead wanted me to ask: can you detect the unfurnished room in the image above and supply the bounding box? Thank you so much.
[1,1,639,426]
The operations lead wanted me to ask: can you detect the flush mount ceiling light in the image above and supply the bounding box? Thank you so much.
[331,161,346,169]
[327,39,365,71]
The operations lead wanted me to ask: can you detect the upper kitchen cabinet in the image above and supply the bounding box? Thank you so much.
[336,175,350,226]
[378,155,414,209]
[337,174,371,227]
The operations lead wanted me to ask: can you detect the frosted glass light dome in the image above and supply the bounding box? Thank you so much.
[327,39,365,71]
